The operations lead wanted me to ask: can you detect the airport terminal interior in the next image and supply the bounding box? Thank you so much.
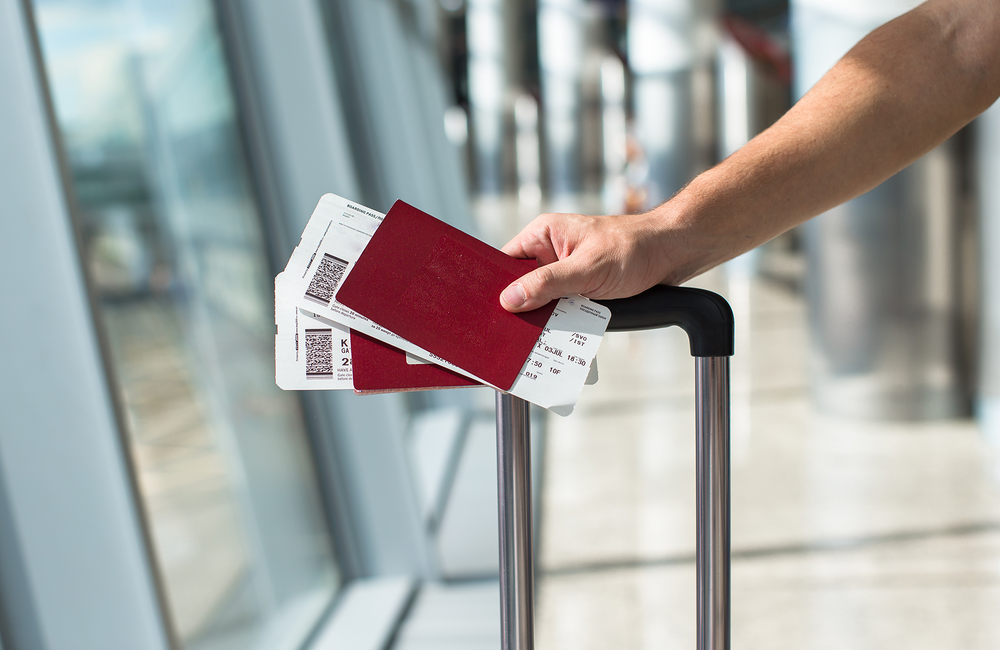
[2,0,1000,649]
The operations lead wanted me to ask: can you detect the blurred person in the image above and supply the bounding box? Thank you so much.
[624,130,650,214]
[499,0,1000,312]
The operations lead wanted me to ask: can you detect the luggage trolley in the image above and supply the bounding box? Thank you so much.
[494,285,735,650]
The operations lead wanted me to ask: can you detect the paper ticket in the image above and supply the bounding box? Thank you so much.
[278,193,609,415]
[275,272,353,390]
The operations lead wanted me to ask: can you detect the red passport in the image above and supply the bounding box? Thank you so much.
[350,330,478,393]
[336,200,556,391]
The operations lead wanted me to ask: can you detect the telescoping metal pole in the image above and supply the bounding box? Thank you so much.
[496,392,534,650]
[695,357,731,650]
[596,284,735,650]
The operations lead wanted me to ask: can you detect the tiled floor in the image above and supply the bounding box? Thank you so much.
[535,272,1000,649]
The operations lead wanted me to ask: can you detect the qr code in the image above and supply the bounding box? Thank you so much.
[305,253,349,305]
[305,328,334,378]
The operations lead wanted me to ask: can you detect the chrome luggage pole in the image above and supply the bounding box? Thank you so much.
[695,357,731,650]
[495,391,534,650]
[492,285,734,650]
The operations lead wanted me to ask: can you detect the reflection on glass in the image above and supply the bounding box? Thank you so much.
[31,0,339,647]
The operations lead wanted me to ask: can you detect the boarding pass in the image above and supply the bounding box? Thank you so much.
[275,272,353,390]
[277,194,609,415]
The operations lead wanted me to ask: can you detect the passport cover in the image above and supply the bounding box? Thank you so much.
[336,200,556,391]
[350,330,478,393]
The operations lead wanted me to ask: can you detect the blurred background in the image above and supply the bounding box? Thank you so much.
[2,0,1000,649]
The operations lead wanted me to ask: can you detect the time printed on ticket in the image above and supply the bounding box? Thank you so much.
[508,297,608,416]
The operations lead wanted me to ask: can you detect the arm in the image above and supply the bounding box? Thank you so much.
[501,0,1000,312]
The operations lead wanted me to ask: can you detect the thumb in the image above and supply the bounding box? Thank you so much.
[499,260,587,312]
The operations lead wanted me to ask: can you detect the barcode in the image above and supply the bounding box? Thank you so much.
[305,253,349,305]
[305,328,334,378]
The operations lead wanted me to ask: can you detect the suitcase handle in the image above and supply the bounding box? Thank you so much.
[597,284,733,650]
[596,285,735,357]
[498,285,735,650]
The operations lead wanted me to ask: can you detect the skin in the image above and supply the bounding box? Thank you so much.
[500,0,1000,312]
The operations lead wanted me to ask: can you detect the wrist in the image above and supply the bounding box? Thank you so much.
[641,188,736,285]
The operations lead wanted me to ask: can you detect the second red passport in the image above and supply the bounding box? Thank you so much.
[350,331,478,393]
[335,200,556,391]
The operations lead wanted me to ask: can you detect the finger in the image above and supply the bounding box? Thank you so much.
[502,233,562,267]
[500,239,528,259]
[502,214,570,261]
[499,259,590,312]
[501,229,550,260]
[500,233,532,258]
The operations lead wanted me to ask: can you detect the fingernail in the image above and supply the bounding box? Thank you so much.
[501,283,526,308]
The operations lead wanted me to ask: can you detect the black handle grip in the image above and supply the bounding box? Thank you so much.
[595,285,735,357]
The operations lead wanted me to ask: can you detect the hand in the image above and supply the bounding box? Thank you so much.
[499,210,708,312]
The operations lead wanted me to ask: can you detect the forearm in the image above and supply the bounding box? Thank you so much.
[499,0,1000,311]
[655,0,1000,283]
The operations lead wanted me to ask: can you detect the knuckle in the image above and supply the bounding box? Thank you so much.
[529,264,559,291]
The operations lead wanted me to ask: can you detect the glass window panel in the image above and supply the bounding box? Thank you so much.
[30,0,339,648]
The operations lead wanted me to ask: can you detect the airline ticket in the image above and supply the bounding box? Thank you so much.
[275,272,353,390]
[277,194,610,415]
